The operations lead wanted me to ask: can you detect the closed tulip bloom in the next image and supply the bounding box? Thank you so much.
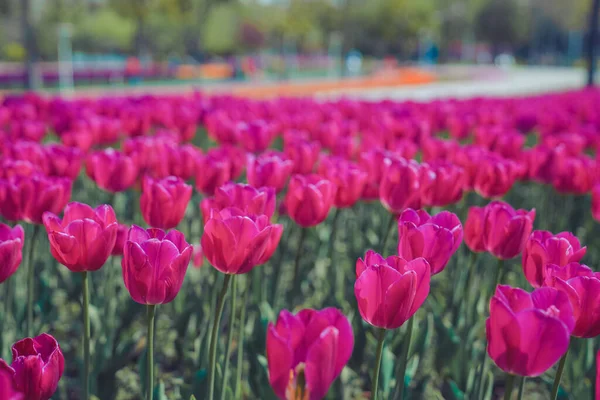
[318,156,367,208]
[285,174,336,227]
[43,202,118,272]
[111,223,129,256]
[486,285,574,377]
[44,144,83,180]
[522,230,586,288]
[379,157,423,214]
[464,206,487,253]
[473,157,520,199]
[483,201,535,260]
[237,120,277,153]
[247,151,294,193]
[0,175,72,224]
[355,250,430,329]
[140,175,192,229]
[284,137,321,174]
[267,308,354,400]
[0,333,65,400]
[0,368,22,400]
[358,148,390,200]
[420,161,465,207]
[200,182,276,224]
[397,209,463,275]
[552,154,595,195]
[194,152,231,196]
[202,207,283,274]
[545,265,600,338]
[0,224,24,283]
[122,226,192,304]
[593,185,600,223]
[86,149,139,193]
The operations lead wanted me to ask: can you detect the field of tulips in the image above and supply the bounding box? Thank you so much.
[1,89,600,400]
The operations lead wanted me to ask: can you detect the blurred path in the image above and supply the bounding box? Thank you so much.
[316,67,590,101]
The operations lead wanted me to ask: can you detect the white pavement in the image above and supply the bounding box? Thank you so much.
[315,67,592,101]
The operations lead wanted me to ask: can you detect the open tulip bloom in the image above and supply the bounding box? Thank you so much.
[267,308,354,400]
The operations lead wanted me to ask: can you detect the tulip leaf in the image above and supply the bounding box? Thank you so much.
[154,380,167,400]
[190,396,197,400]
[380,346,394,397]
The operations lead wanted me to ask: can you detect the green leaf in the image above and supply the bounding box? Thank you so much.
[154,380,167,400]
[380,346,394,397]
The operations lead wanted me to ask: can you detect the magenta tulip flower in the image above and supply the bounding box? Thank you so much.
[0,224,24,283]
[201,207,283,274]
[122,226,192,305]
[397,209,463,275]
[200,182,276,224]
[486,285,573,377]
[0,333,65,400]
[522,230,586,288]
[483,201,535,260]
[284,174,336,227]
[355,250,430,329]
[247,151,294,193]
[140,175,192,229]
[267,308,354,400]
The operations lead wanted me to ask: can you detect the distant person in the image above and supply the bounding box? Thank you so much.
[125,56,142,85]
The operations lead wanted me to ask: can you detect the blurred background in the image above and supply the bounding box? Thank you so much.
[0,0,598,96]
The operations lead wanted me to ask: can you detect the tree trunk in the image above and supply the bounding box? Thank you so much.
[21,0,36,89]
[588,0,600,86]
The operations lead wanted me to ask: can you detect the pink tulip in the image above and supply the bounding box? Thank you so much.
[284,174,336,227]
[140,175,192,229]
[0,333,65,400]
[464,206,486,253]
[201,207,283,274]
[86,149,139,193]
[522,230,586,288]
[486,285,573,377]
[247,151,294,193]
[397,209,463,275]
[43,202,118,272]
[420,161,465,207]
[200,182,276,224]
[267,308,354,400]
[0,224,24,283]
[355,250,430,329]
[483,201,535,260]
[318,156,367,208]
[284,136,321,175]
[379,157,424,214]
[122,226,192,304]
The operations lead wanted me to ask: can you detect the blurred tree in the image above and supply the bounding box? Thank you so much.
[202,3,238,55]
[109,0,155,55]
[239,22,265,51]
[73,9,136,53]
[475,0,526,56]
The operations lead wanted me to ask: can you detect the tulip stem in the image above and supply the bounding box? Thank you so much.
[208,274,232,400]
[517,376,526,400]
[146,304,156,400]
[393,317,414,400]
[82,271,91,400]
[504,374,516,400]
[381,213,395,254]
[372,328,386,400]
[235,276,250,399]
[26,224,40,337]
[551,350,568,400]
[221,276,237,400]
[291,228,307,297]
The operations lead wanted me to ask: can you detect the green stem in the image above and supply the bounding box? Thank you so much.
[146,304,156,400]
[82,271,90,400]
[235,276,250,399]
[208,274,232,400]
[269,224,288,305]
[26,224,40,337]
[504,374,516,400]
[551,350,568,400]
[327,208,341,261]
[371,328,386,400]
[493,258,505,290]
[380,213,395,254]
[221,276,237,400]
[517,376,526,400]
[393,317,414,400]
[291,228,307,296]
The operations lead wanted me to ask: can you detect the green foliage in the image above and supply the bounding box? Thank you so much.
[73,9,136,53]
[2,42,25,61]
[202,3,239,55]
